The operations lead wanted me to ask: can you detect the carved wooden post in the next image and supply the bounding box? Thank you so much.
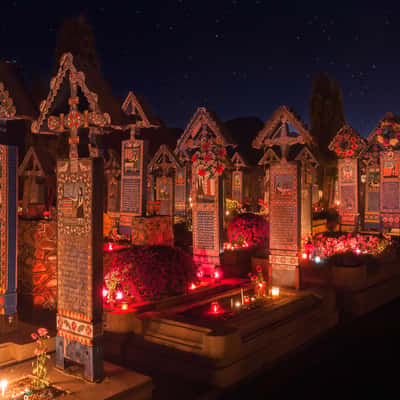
[329,125,365,232]
[0,115,25,332]
[119,125,148,235]
[269,160,301,289]
[56,154,104,381]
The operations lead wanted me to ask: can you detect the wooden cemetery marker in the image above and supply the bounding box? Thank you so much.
[329,125,366,231]
[192,166,224,268]
[119,125,148,235]
[0,117,25,331]
[56,89,104,381]
[337,158,359,231]
[56,157,104,381]
[0,139,18,327]
[269,161,301,289]
[174,166,187,217]
[380,150,400,232]
[363,153,380,229]
[175,108,231,269]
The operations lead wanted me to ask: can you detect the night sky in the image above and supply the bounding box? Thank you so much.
[1,1,399,134]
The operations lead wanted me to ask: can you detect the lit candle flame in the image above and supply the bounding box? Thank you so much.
[1,380,8,397]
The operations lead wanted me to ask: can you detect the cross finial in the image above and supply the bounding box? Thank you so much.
[130,124,140,141]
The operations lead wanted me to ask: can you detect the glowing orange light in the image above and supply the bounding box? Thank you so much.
[102,288,108,298]
[107,243,113,251]
[210,301,222,314]
[213,270,220,279]
[271,287,280,298]
[189,283,197,291]
[336,200,340,206]
[121,303,128,311]
[301,253,308,260]
[0,380,8,397]
[115,290,124,300]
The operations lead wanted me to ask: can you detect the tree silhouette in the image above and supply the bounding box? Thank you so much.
[54,15,100,74]
[309,73,346,207]
[310,72,345,163]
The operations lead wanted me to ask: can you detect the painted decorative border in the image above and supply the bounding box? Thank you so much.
[380,150,400,227]
[0,145,8,293]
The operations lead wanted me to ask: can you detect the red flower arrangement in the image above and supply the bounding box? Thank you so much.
[216,164,224,174]
[104,246,197,303]
[248,265,266,297]
[191,130,228,178]
[227,213,268,248]
[329,125,365,158]
[313,233,390,259]
[374,120,400,148]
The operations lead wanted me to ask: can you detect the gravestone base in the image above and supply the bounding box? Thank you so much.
[271,264,300,289]
[56,336,104,382]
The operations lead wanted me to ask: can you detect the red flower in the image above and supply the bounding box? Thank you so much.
[204,153,212,162]
[251,275,257,281]
[201,142,210,151]
[336,149,341,155]
[192,155,197,163]
[216,165,224,174]
[351,143,357,149]
[219,149,226,157]
[347,150,354,156]
[256,265,262,273]
[198,169,206,177]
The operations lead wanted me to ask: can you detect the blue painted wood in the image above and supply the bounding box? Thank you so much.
[56,335,103,381]
[55,336,65,369]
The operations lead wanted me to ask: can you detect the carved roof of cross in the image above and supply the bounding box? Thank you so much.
[252,106,313,151]
[175,107,234,156]
[295,146,319,168]
[18,145,55,177]
[148,144,181,172]
[231,152,247,169]
[122,91,161,128]
[31,53,111,135]
[257,147,280,165]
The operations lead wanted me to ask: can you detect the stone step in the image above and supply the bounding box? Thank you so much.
[0,343,15,366]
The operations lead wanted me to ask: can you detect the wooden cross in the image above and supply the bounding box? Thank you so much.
[264,118,305,160]
[130,122,142,141]
[234,157,242,171]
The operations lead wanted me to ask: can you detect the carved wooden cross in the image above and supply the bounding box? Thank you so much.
[264,118,305,160]
[234,157,242,171]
